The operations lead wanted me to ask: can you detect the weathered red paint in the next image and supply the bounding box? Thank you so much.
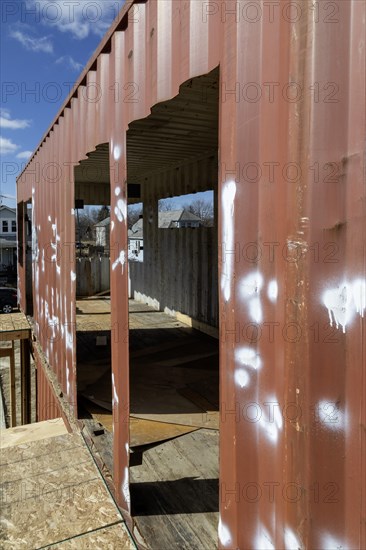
[17,1,365,548]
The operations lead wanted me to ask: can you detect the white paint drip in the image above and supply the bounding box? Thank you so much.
[218,519,232,547]
[284,528,302,549]
[112,250,126,273]
[111,220,115,231]
[267,280,278,303]
[71,208,75,215]
[322,278,366,333]
[115,186,121,196]
[70,271,76,282]
[352,278,366,317]
[48,215,51,222]
[220,180,236,302]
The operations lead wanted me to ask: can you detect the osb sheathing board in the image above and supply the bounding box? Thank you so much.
[0,427,135,549]
[16,1,366,548]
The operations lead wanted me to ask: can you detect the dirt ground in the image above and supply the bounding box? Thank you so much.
[0,341,36,427]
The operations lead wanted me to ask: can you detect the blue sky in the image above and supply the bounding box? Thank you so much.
[0,0,125,207]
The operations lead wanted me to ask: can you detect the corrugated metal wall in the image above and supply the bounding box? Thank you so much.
[35,349,67,424]
[17,1,365,548]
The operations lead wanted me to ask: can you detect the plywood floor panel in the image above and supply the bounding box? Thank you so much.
[130,429,219,550]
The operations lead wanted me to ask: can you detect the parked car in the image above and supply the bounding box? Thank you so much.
[0,287,18,313]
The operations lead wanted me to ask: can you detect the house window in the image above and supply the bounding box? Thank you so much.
[2,221,8,233]
[11,221,16,232]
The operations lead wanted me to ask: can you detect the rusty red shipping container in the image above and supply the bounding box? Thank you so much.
[17,1,365,548]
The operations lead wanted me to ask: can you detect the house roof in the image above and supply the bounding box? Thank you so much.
[0,206,16,215]
[128,209,201,237]
[158,209,201,228]
[96,209,201,237]
[128,218,143,239]
[94,217,111,227]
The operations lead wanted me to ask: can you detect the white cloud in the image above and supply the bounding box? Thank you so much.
[0,137,20,155]
[0,109,31,130]
[56,55,83,72]
[16,151,33,160]
[10,28,53,53]
[26,0,125,39]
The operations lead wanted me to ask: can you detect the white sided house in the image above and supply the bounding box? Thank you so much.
[0,206,17,269]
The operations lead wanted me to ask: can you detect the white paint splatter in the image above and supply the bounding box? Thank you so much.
[258,396,283,444]
[115,186,121,196]
[70,271,76,282]
[122,467,130,509]
[111,220,115,231]
[71,208,75,215]
[267,280,278,303]
[254,526,275,550]
[239,271,263,323]
[113,145,122,161]
[317,400,346,432]
[218,519,232,547]
[284,528,302,549]
[240,272,264,298]
[235,347,262,370]
[66,361,70,395]
[221,180,236,302]
[114,198,126,223]
[48,215,51,222]
[249,295,262,323]
[112,373,119,405]
[321,533,346,549]
[234,368,250,388]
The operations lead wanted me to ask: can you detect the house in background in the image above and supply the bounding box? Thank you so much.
[128,217,143,262]
[0,206,17,270]
[97,209,203,263]
[94,217,111,248]
[128,209,202,261]
[158,209,202,229]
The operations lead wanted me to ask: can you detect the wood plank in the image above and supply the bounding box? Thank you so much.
[130,429,219,550]
[0,418,68,448]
